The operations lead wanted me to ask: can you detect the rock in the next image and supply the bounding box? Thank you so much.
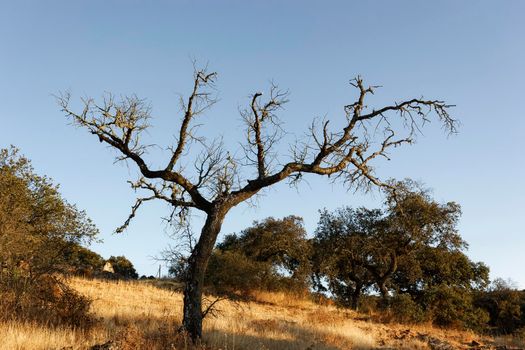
[89,341,117,350]
[394,328,414,340]
[417,334,457,350]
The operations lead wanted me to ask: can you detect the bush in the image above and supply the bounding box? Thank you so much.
[62,243,105,277]
[389,293,426,324]
[474,279,525,334]
[357,295,380,314]
[206,250,274,297]
[0,273,94,327]
[423,284,489,330]
[167,216,312,298]
[212,216,311,295]
[107,256,138,279]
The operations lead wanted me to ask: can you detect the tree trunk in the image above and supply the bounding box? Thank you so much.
[350,286,362,311]
[379,282,390,309]
[346,281,362,311]
[182,207,226,342]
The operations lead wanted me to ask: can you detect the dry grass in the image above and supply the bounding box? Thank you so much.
[0,322,105,350]
[0,277,515,349]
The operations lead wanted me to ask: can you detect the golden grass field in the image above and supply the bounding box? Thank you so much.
[0,277,522,350]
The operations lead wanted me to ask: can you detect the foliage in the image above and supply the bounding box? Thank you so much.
[0,146,97,327]
[388,293,426,324]
[420,284,489,329]
[394,247,489,295]
[62,242,105,276]
[206,250,272,297]
[392,244,490,329]
[0,146,98,272]
[217,216,311,291]
[474,279,525,334]
[170,216,311,297]
[312,179,491,332]
[312,180,468,310]
[107,255,139,279]
[312,206,378,309]
[0,274,93,328]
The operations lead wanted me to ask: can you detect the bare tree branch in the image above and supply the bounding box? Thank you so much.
[166,70,218,171]
[56,91,212,213]
[59,66,457,341]
[201,295,228,319]
[241,84,288,180]
[230,77,455,206]
[115,196,156,233]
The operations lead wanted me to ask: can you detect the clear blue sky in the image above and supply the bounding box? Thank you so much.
[1,1,523,286]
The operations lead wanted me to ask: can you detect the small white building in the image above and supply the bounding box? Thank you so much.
[102,261,114,273]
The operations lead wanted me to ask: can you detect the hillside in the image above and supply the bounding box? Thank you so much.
[1,277,522,350]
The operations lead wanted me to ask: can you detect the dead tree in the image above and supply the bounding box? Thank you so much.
[57,67,456,341]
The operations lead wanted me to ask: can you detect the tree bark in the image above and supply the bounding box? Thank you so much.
[378,282,390,309]
[350,284,362,311]
[182,206,227,342]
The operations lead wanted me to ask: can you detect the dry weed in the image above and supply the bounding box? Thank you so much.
[0,277,510,349]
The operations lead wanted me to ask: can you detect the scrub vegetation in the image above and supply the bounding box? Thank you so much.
[1,277,524,350]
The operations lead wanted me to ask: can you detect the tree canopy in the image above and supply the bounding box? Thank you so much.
[312,180,487,317]
[107,255,139,279]
[0,146,98,275]
[0,146,98,326]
